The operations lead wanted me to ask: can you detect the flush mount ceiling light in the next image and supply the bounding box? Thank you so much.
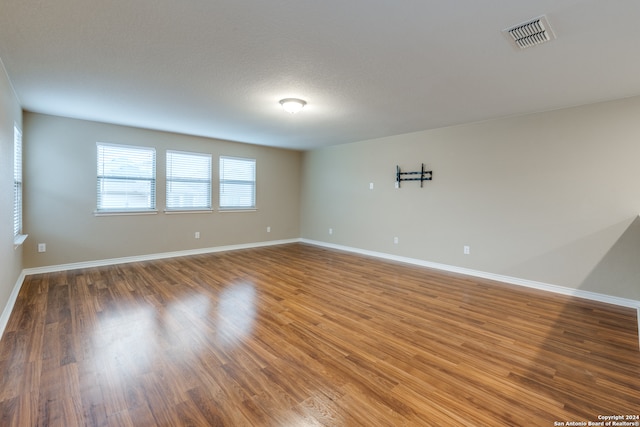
[279,98,307,114]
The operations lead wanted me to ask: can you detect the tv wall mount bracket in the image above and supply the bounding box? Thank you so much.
[396,164,433,188]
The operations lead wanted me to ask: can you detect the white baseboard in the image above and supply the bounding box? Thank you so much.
[301,239,640,309]
[301,239,640,349]
[10,237,640,350]
[0,271,26,340]
[2,239,298,340]
[22,238,301,275]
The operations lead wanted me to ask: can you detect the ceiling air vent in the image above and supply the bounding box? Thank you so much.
[504,15,555,49]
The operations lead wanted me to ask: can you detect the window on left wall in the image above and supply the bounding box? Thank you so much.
[13,125,27,245]
[96,142,156,214]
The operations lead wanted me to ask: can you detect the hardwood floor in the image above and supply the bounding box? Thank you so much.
[0,243,638,426]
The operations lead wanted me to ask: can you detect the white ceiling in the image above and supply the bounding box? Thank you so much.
[1,0,640,151]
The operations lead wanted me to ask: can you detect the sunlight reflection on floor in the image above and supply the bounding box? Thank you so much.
[92,305,156,375]
[216,281,257,347]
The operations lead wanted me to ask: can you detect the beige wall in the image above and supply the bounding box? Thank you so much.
[23,113,301,268]
[0,60,23,325]
[301,96,640,301]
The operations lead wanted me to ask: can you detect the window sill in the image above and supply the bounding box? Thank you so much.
[164,209,214,215]
[218,208,257,213]
[14,234,28,248]
[94,210,158,217]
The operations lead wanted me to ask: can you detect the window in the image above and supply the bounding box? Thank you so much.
[96,143,156,213]
[166,150,212,211]
[13,125,23,239]
[219,156,256,209]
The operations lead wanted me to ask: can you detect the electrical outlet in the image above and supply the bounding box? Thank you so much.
[369,182,374,190]
[394,237,399,244]
[464,245,470,255]
[267,226,271,233]
[329,228,333,235]
[194,232,200,239]
[38,243,46,253]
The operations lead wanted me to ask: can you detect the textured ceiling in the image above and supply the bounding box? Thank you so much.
[1,0,640,150]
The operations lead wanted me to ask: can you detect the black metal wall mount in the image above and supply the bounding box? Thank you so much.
[396,164,433,188]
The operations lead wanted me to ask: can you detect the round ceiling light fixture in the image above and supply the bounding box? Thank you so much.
[279,98,307,114]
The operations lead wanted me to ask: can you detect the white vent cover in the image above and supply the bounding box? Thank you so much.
[504,15,555,49]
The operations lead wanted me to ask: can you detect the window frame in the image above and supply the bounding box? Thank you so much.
[165,149,213,213]
[13,124,27,245]
[219,156,257,211]
[95,142,157,215]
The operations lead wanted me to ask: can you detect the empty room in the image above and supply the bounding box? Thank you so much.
[1,1,639,426]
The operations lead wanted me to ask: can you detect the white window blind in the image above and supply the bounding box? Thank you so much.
[219,156,256,209]
[96,143,156,212]
[166,150,212,211]
[13,125,22,237]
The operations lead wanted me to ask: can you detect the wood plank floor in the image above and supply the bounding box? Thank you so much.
[0,243,638,426]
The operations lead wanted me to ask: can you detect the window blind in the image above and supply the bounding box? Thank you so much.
[219,156,256,209]
[96,143,156,212]
[13,125,22,237]
[166,150,212,210]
